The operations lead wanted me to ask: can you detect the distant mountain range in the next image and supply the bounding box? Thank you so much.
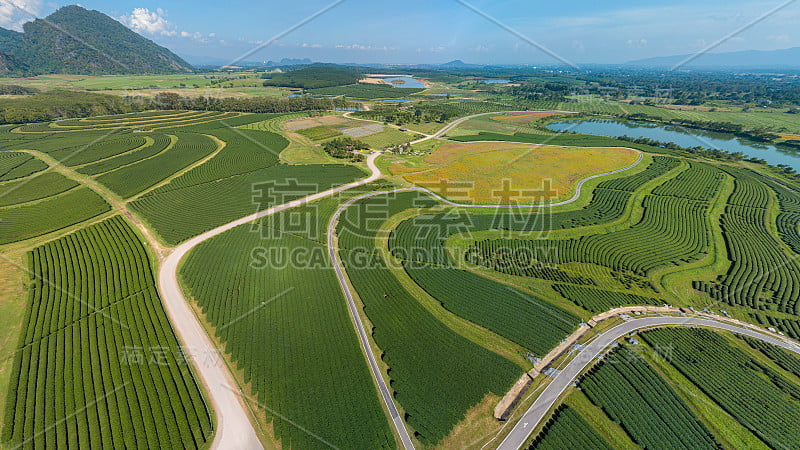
[628,47,800,68]
[0,5,192,75]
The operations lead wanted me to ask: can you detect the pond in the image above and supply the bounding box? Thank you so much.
[483,79,511,84]
[377,76,426,89]
[547,118,800,171]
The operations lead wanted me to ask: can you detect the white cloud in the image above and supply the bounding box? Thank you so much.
[299,42,323,48]
[120,8,177,36]
[0,0,42,31]
[429,45,446,53]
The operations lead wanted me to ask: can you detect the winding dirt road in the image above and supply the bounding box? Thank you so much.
[156,153,382,450]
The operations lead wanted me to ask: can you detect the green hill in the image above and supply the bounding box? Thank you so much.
[0,5,193,75]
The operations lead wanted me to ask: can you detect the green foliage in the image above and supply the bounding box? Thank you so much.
[0,90,137,124]
[338,191,521,445]
[694,167,800,315]
[740,335,800,379]
[552,284,659,313]
[0,151,48,181]
[96,132,217,198]
[0,171,78,207]
[322,137,368,160]
[261,67,362,89]
[0,187,110,244]
[528,405,612,450]
[355,100,517,124]
[1,217,212,448]
[1,5,192,75]
[580,346,717,449]
[0,85,38,95]
[642,328,800,449]
[310,84,423,99]
[388,210,580,356]
[181,206,395,449]
[130,125,362,244]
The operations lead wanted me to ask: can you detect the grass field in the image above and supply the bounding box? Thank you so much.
[401,142,639,204]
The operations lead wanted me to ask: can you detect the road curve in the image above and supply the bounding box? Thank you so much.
[157,153,382,450]
[496,316,800,450]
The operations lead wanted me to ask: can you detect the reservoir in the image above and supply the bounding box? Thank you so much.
[548,118,800,171]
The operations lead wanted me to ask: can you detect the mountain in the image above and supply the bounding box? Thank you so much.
[0,5,192,75]
[628,46,800,68]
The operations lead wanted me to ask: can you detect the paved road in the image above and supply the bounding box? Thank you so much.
[328,190,418,450]
[157,153,382,450]
[496,316,800,450]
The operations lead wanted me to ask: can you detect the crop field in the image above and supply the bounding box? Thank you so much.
[130,125,363,244]
[95,132,218,198]
[0,152,48,181]
[552,284,659,313]
[642,328,800,449]
[181,203,394,449]
[528,405,611,450]
[0,187,110,244]
[402,142,639,204]
[751,314,800,340]
[283,114,350,131]
[388,211,581,356]
[492,111,564,124]
[0,74,216,91]
[77,134,174,176]
[18,111,241,132]
[741,336,800,378]
[694,167,800,315]
[2,217,212,448]
[337,192,521,445]
[0,172,78,207]
[467,164,722,283]
[580,346,717,449]
[296,125,343,140]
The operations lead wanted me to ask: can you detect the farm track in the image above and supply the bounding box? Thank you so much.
[156,152,382,450]
[496,316,800,450]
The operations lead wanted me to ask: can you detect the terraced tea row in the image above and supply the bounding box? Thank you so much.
[695,168,800,315]
[181,203,394,449]
[388,209,581,356]
[337,191,522,445]
[580,346,717,449]
[641,328,800,449]
[2,217,212,449]
[527,406,611,450]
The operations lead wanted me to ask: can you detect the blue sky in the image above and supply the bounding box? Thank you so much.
[3,0,800,64]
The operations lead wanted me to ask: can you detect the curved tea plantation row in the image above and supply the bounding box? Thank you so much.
[579,346,717,449]
[338,191,522,445]
[181,201,395,449]
[2,217,212,449]
[642,328,800,449]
